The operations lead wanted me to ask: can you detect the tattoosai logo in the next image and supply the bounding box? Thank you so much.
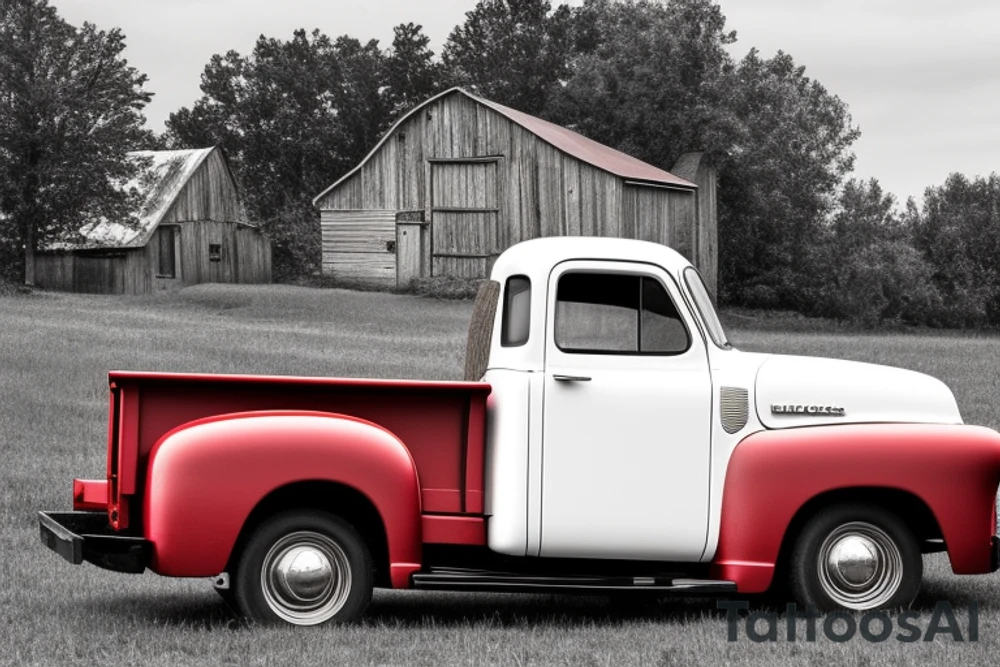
[718,601,979,643]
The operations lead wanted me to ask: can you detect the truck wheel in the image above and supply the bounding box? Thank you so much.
[233,510,373,626]
[789,504,921,612]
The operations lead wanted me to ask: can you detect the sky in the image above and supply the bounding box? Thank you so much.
[49,0,1000,205]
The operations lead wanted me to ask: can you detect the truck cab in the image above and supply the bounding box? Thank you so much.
[39,237,1000,626]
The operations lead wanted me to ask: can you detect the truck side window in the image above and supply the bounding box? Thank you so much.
[501,276,531,347]
[555,273,689,354]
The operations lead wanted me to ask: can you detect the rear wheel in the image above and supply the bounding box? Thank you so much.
[788,504,921,612]
[233,510,373,626]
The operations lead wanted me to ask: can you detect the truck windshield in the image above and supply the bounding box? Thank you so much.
[683,267,730,349]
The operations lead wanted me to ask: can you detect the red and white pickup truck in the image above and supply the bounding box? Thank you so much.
[39,237,1000,625]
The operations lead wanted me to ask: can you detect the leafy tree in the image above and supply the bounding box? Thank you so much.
[803,179,942,325]
[910,173,1000,325]
[443,0,572,115]
[546,1,859,310]
[384,23,443,122]
[719,48,859,308]
[0,0,153,284]
[166,29,387,279]
[548,0,737,165]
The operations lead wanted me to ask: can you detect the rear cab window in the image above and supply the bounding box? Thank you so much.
[501,276,531,347]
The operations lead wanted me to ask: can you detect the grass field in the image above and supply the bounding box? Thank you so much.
[2,284,1000,666]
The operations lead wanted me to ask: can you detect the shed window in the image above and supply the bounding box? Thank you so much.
[501,276,531,347]
[554,273,688,355]
[209,244,222,262]
[158,226,176,278]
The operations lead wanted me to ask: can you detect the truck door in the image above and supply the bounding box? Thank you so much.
[540,260,712,561]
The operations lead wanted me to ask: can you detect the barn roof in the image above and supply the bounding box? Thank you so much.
[48,147,216,250]
[313,87,695,205]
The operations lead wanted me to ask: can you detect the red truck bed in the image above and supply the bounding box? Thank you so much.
[101,371,491,530]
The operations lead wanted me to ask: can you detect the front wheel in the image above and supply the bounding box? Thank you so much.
[788,504,921,612]
[233,510,373,626]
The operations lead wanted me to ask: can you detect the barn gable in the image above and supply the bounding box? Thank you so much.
[313,88,716,296]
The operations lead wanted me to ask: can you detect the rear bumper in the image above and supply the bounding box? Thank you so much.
[38,511,149,574]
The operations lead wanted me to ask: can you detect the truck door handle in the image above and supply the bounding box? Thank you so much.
[553,374,592,382]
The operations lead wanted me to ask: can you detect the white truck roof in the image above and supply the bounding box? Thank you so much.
[490,237,695,286]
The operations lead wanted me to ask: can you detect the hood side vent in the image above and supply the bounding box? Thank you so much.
[720,386,749,434]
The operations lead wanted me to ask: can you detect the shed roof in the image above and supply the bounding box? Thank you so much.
[313,88,695,206]
[49,147,215,250]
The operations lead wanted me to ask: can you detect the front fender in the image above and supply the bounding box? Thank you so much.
[144,410,422,587]
[712,424,1000,592]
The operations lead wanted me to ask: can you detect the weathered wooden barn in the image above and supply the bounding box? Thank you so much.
[313,87,718,297]
[35,147,271,294]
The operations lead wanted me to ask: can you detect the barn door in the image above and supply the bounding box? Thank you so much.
[429,159,499,278]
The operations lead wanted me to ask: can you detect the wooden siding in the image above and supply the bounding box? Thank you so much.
[321,210,396,286]
[162,149,245,224]
[35,249,150,294]
[175,221,270,286]
[316,91,711,285]
[35,222,270,295]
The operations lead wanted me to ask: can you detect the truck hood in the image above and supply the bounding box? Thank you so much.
[752,354,963,429]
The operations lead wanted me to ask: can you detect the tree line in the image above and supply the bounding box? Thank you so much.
[1,0,998,327]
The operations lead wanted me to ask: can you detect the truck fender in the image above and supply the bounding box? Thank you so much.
[143,410,422,587]
[711,423,1000,592]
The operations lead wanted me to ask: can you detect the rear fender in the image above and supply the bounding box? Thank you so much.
[144,410,422,587]
[711,424,1000,592]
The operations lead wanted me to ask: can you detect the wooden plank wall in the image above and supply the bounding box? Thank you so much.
[173,220,271,286]
[34,253,74,291]
[320,210,396,286]
[235,225,272,284]
[162,149,245,225]
[315,90,714,283]
[35,250,151,294]
[621,185,697,263]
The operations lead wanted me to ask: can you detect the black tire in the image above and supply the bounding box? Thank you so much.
[233,510,373,626]
[788,504,921,612]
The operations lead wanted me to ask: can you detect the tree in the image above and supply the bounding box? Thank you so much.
[910,173,1000,325]
[443,0,572,115]
[548,0,737,166]
[718,48,859,308]
[803,178,943,325]
[166,29,386,279]
[384,23,443,123]
[0,0,153,284]
[546,1,859,309]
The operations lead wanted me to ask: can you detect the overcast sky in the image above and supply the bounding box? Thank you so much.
[50,0,1000,204]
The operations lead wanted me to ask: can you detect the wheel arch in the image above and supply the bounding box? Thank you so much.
[773,486,944,588]
[226,480,391,588]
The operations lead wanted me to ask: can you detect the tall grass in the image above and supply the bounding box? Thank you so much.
[2,285,1000,666]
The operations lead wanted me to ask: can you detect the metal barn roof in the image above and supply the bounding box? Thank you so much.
[313,88,694,205]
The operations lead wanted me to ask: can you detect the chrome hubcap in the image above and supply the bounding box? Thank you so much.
[817,522,903,610]
[261,531,352,625]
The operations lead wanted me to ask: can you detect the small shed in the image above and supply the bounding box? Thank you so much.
[313,87,717,297]
[35,147,271,294]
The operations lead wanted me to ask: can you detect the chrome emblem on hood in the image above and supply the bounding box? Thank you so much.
[772,404,846,417]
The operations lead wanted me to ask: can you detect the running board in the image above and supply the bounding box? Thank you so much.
[411,569,737,594]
